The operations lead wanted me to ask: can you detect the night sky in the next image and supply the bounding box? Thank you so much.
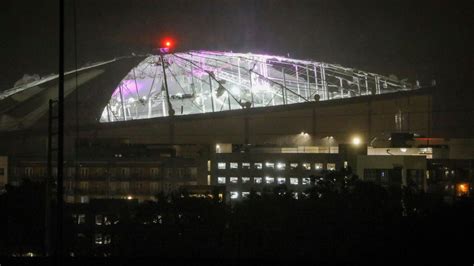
[1,0,472,90]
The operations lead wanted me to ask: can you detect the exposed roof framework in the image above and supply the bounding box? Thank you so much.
[100,51,413,122]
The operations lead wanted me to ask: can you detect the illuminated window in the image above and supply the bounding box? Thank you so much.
[292,192,299,199]
[254,177,263,184]
[73,214,86,225]
[290,163,298,170]
[78,214,86,224]
[217,177,226,184]
[327,163,336,171]
[95,234,103,245]
[230,191,239,199]
[95,215,103,225]
[254,163,263,169]
[314,163,323,170]
[302,163,311,170]
[290,178,299,185]
[265,162,275,169]
[230,162,238,169]
[217,162,226,170]
[265,177,275,184]
[276,163,286,170]
[80,196,89,203]
[277,177,286,184]
[242,162,251,169]
[302,178,310,185]
[242,177,251,184]
[207,160,211,171]
[230,177,238,184]
[104,235,111,245]
[242,192,250,198]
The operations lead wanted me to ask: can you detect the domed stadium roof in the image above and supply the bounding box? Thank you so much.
[0,51,415,132]
[100,51,413,122]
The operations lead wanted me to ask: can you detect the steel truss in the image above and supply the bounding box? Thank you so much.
[100,51,413,122]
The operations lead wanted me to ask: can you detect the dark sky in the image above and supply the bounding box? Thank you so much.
[1,0,472,90]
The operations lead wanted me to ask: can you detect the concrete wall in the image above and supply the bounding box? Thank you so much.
[87,89,433,147]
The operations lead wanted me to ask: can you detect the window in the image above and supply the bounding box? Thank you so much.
[207,160,211,171]
[327,163,336,171]
[94,233,111,245]
[150,168,160,177]
[95,234,103,245]
[217,177,226,184]
[277,177,286,184]
[242,177,250,184]
[276,162,286,170]
[230,177,238,184]
[80,167,89,177]
[79,181,89,190]
[120,182,129,191]
[290,163,298,170]
[302,163,311,170]
[314,163,323,170]
[290,178,299,185]
[80,196,89,203]
[242,163,251,169]
[254,177,263,184]
[25,167,33,177]
[230,162,238,169]
[254,163,263,169]
[104,235,111,245]
[230,191,239,199]
[95,215,104,225]
[265,177,275,184]
[217,162,226,170]
[380,170,389,184]
[265,162,275,169]
[120,167,129,176]
[292,192,299,200]
[189,167,198,178]
[67,167,75,178]
[242,192,250,198]
[0,168,4,176]
[302,178,310,185]
[176,168,184,178]
[73,214,86,225]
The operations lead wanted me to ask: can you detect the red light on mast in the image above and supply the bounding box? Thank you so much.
[155,37,175,54]
[162,38,174,49]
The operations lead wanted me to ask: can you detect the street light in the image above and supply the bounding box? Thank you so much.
[352,136,361,146]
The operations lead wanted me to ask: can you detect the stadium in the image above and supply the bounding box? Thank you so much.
[0,51,472,202]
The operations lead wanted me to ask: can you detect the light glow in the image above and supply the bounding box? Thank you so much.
[352,136,361,145]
